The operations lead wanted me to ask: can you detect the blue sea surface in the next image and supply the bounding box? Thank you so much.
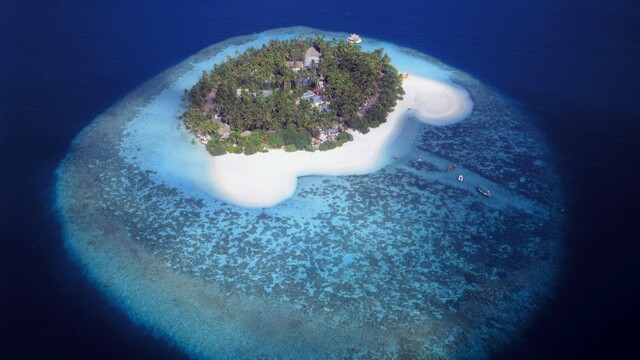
[2,1,639,359]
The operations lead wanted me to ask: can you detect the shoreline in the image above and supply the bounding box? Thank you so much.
[209,75,473,208]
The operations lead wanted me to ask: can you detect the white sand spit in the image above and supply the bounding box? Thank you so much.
[210,75,472,207]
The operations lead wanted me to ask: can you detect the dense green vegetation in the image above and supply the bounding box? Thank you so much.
[181,36,404,156]
[318,132,353,151]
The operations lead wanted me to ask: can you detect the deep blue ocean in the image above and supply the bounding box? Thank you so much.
[1,1,639,358]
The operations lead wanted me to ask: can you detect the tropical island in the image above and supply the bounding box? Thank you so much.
[180,36,405,156]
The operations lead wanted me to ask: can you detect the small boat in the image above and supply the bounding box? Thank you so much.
[447,164,457,171]
[477,187,492,197]
[416,158,422,162]
[458,175,464,182]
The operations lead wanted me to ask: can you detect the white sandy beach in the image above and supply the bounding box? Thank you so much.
[210,75,473,207]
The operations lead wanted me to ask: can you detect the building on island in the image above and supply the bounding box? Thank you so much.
[304,47,322,68]
[285,61,304,72]
[347,33,362,44]
[302,90,325,107]
[236,88,273,98]
[311,95,324,106]
[302,90,315,102]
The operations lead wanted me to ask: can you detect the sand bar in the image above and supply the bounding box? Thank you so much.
[210,75,472,207]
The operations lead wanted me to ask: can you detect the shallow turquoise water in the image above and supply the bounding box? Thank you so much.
[56,27,563,359]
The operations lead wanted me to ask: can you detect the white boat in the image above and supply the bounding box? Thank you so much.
[477,187,492,197]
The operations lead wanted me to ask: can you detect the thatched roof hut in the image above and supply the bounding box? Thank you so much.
[304,47,322,67]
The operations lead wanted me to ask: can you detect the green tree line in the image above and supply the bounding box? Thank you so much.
[181,36,404,156]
